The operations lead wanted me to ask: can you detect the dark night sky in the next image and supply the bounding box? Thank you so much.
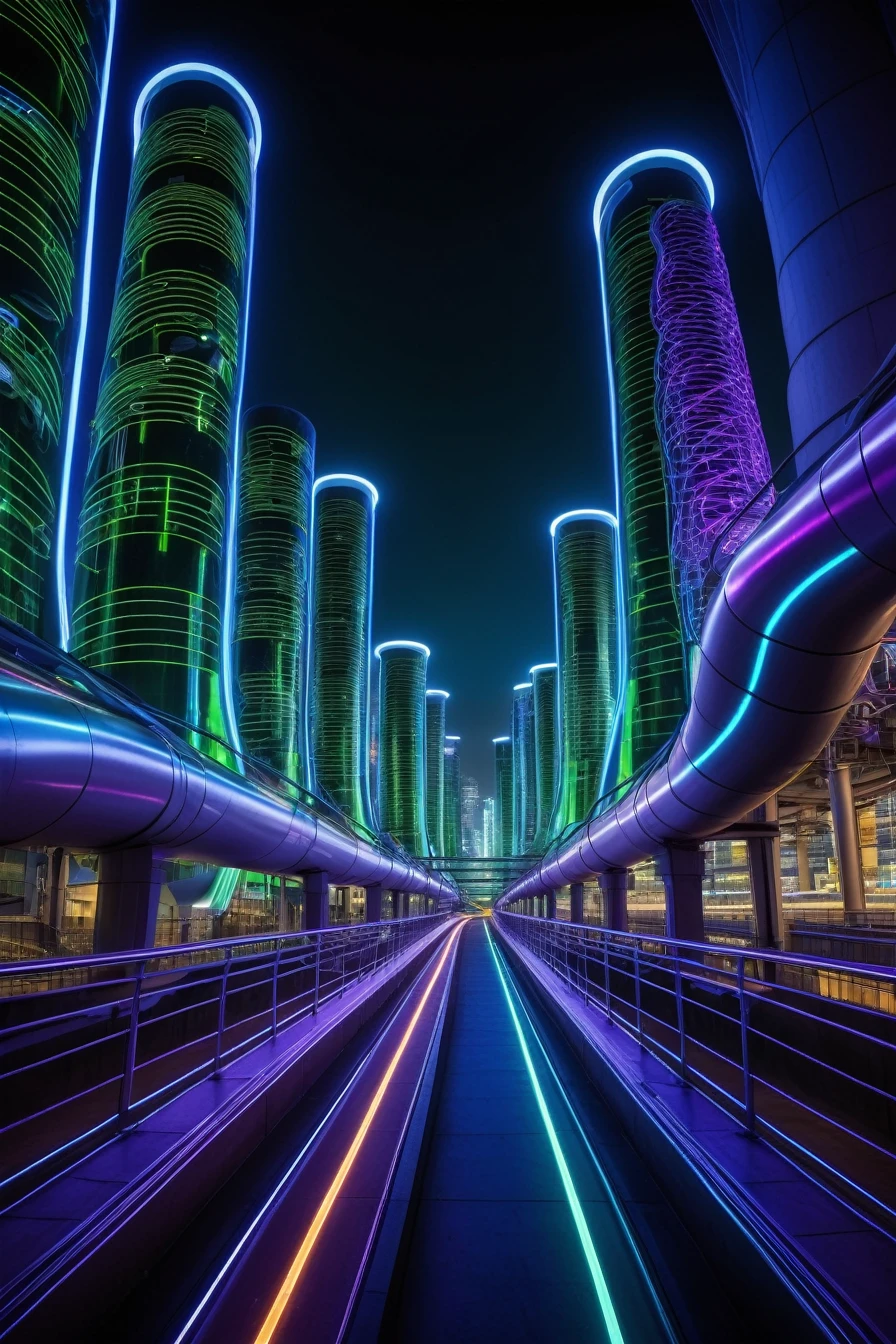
[89,4,790,791]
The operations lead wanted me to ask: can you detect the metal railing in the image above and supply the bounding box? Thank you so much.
[0,914,450,1204]
[496,912,896,1230]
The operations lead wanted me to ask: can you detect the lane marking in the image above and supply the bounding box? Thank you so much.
[485,922,625,1344]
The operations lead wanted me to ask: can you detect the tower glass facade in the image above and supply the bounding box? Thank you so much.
[235,406,314,782]
[493,736,513,859]
[550,511,618,839]
[530,662,558,851]
[511,681,536,855]
[0,0,114,639]
[443,735,461,859]
[597,160,706,779]
[375,641,430,855]
[425,688,448,854]
[72,70,258,758]
[308,475,377,831]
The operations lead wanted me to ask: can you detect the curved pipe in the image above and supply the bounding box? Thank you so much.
[499,396,896,904]
[0,658,455,903]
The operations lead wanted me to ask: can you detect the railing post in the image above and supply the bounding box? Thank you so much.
[738,958,755,1131]
[213,947,232,1077]
[271,943,283,1041]
[312,934,321,1014]
[603,936,613,1024]
[633,944,643,1045]
[675,952,688,1082]
[118,958,146,1130]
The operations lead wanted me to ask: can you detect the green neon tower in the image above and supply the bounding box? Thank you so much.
[308,474,377,830]
[443,735,461,858]
[493,736,513,859]
[375,641,430,855]
[425,688,449,854]
[71,67,260,757]
[550,510,618,839]
[0,0,115,640]
[234,406,314,782]
[595,157,711,779]
[529,662,558,851]
[511,681,536,855]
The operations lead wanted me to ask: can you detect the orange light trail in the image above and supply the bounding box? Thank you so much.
[253,919,465,1344]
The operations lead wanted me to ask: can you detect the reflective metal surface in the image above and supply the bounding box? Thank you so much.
[0,627,455,902]
[500,395,896,903]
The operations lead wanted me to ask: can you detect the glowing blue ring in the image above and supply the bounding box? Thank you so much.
[133,62,262,164]
[529,663,557,674]
[426,689,450,698]
[513,682,533,691]
[374,640,430,658]
[592,149,714,237]
[550,508,617,537]
[492,736,510,743]
[313,473,379,508]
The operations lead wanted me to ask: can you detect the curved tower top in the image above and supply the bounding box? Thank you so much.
[314,473,379,507]
[134,63,262,164]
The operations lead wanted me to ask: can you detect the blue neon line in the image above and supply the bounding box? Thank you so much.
[692,547,857,770]
[56,0,118,649]
[221,140,259,756]
[484,923,625,1344]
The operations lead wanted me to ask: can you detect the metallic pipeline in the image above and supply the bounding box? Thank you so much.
[499,394,896,903]
[0,655,454,902]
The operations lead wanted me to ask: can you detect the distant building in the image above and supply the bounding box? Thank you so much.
[493,736,513,858]
[443,736,462,858]
[425,689,449,853]
[308,475,377,830]
[375,641,430,855]
[235,407,314,782]
[461,774,482,857]
[529,663,558,850]
[482,796,496,856]
[511,682,536,854]
[549,511,618,837]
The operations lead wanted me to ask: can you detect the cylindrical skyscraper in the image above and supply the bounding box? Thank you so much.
[511,681,536,855]
[493,736,513,859]
[234,406,314,782]
[443,735,461,858]
[550,511,618,839]
[72,66,260,757]
[375,641,430,855]
[308,474,377,831]
[425,688,449,854]
[594,153,708,779]
[0,0,115,641]
[529,663,558,851]
[695,1,896,471]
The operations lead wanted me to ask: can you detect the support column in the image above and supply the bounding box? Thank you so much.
[93,846,165,954]
[599,869,630,932]
[365,883,383,923]
[796,829,812,893]
[658,845,706,943]
[748,797,784,949]
[303,870,330,930]
[278,876,289,931]
[569,882,584,925]
[46,847,66,933]
[829,763,865,912]
[544,889,557,920]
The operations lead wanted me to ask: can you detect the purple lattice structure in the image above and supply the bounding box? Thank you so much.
[651,199,775,644]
